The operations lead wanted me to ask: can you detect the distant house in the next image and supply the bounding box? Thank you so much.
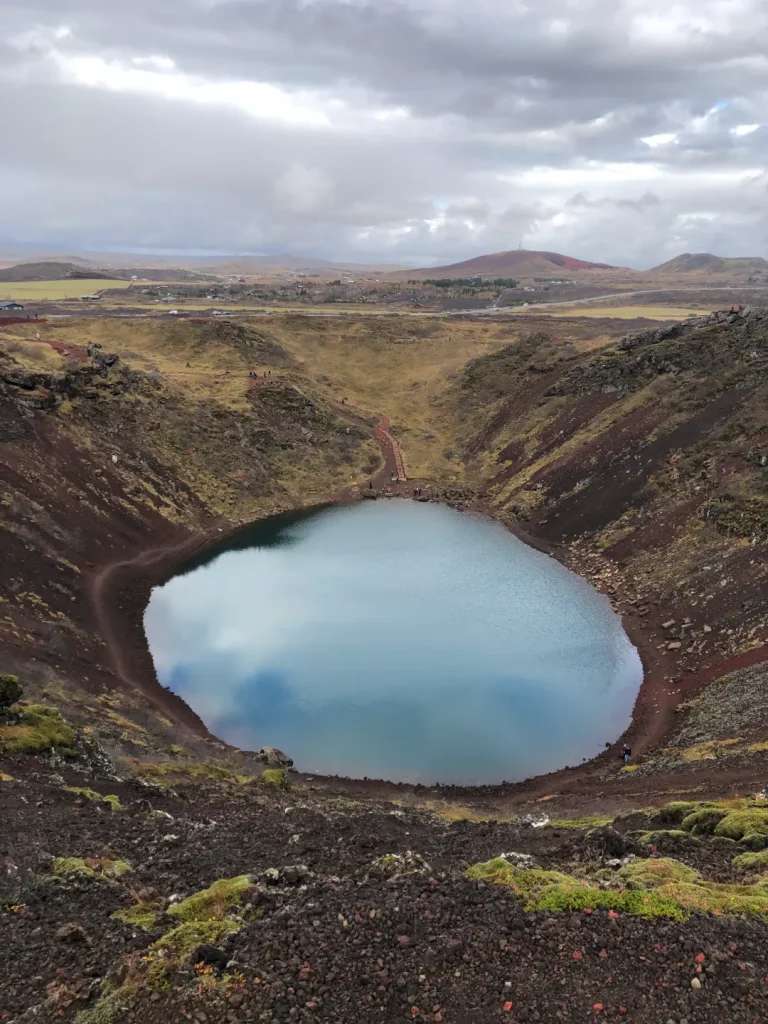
[0,300,24,311]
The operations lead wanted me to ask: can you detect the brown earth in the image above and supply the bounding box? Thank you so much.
[6,757,768,1024]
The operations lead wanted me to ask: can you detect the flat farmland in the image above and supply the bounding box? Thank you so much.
[0,279,133,300]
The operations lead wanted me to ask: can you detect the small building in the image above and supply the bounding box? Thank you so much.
[0,300,24,311]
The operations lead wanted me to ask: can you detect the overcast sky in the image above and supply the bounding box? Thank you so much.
[2,0,767,267]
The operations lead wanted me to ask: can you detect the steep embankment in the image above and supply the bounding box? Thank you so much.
[0,333,376,756]
[452,307,768,783]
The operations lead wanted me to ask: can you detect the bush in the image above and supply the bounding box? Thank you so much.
[0,674,23,710]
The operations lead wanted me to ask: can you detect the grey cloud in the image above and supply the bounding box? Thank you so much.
[1,0,767,264]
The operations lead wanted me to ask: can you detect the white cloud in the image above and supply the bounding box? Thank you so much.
[641,132,677,148]
[54,52,336,127]
[732,122,760,136]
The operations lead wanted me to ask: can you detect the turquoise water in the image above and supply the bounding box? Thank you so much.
[144,500,642,784]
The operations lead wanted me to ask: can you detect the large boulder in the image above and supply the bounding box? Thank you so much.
[256,746,293,768]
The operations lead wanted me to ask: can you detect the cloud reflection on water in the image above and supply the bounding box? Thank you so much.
[145,501,642,783]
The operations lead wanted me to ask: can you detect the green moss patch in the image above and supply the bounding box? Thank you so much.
[636,829,692,844]
[466,858,684,920]
[76,984,138,1024]
[740,832,768,851]
[85,876,253,1012]
[620,857,700,888]
[0,704,76,755]
[111,902,160,931]
[64,787,124,811]
[168,875,254,924]
[51,856,132,880]
[134,760,254,787]
[144,875,255,978]
[468,855,768,921]
[649,801,700,827]
[715,808,768,841]
[548,816,613,830]
[260,767,290,788]
[680,807,728,834]
[153,918,240,962]
[733,849,768,872]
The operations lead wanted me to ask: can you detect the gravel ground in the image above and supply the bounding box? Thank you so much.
[3,757,768,1024]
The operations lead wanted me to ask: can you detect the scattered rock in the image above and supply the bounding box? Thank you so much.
[55,922,89,944]
[192,945,230,971]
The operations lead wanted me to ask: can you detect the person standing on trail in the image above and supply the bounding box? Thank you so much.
[622,744,632,764]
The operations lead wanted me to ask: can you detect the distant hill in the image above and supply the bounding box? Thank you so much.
[0,261,112,282]
[0,260,221,284]
[393,249,621,280]
[650,253,768,275]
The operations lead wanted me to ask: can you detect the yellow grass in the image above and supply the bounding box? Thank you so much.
[1,279,132,300]
[0,334,64,370]
[267,316,511,479]
[535,305,714,321]
[19,314,514,479]
[12,318,261,410]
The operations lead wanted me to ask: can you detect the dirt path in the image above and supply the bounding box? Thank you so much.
[374,415,407,483]
[89,535,214,684]
[84,526,231,737]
